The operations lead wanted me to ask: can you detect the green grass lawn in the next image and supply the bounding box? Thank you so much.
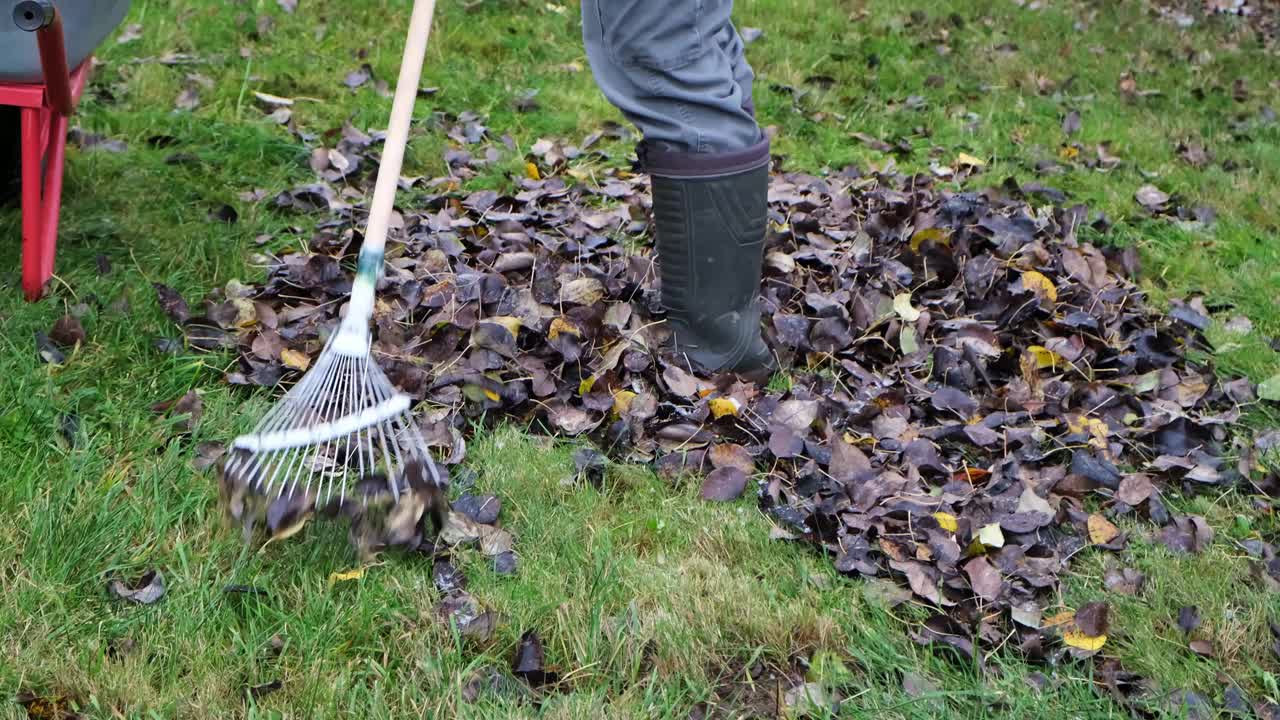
[2,0,1278,717]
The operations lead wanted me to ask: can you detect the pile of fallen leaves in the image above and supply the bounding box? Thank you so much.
[162,113,1280,711]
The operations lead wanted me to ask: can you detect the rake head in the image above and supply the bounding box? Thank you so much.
[221,332,446,519]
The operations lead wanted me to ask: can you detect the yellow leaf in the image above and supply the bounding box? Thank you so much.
[280,348,311,371]
[709,397,741,419]
[977,523,1005,548]
[1022,270,1058,303]
[893,293,921,322]
[488,315,522,337]
[910,227,952,253]
[1026,345,1064,370]
[956,152,986,167]
[327,566,367,588]
[932,512,958,533]
[483,388,501,402]
[1087,513,1120,545]
[612,390,637,416]
[1059,145,1080,160]
[548,317,579,340]
[525,162,541,180]
[578,374,597,396]
[1063,629,1107,651]
[1042,610,1076,629]
[1067,414,1109,449]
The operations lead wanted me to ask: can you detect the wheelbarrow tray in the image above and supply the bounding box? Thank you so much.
[0,0,130,83]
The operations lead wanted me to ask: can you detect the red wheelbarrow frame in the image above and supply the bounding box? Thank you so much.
[2,1,91,301]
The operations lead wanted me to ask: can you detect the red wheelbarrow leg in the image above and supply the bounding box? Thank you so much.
[20,106,46,301]
[39,110,68,284]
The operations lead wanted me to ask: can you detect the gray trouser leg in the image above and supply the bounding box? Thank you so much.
[581,0,762,154]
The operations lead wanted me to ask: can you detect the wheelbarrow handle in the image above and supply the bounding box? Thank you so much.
[13,0,74,116]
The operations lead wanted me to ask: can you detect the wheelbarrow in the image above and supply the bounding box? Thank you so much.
[1,0,130,300]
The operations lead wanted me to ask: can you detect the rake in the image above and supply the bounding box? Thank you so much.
[222,0,444,513]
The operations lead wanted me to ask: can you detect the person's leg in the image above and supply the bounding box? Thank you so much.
[581,0,773,374]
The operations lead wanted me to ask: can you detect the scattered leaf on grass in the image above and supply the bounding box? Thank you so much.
[1177,605,1201,634]
[1103,567,1145,595]
[1075,602,1110,637]
[49,316,86,348]
[513,631,559,686]
[327,567,367,587]
[35,332,65,364]
[1063,628,1107,652]
[109,569,165,604]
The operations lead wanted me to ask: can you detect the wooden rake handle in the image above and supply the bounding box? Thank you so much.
[337,0,438,351]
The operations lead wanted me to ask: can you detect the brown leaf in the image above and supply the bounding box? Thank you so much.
[829,437,871,481]
[963,556,1003,601]
[1189,639,1214,658]
[701,467,749,502]
[1116,474,1154,506]
[709,443,755,475]
[1103,567,1145,596]
[1074,601,1110,637]
[49,315,87,348]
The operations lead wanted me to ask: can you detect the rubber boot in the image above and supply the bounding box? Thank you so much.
[641,138,774,375]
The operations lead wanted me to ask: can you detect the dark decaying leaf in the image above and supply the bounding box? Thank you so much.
[109,569,166,604]
[154,283,191,323]
[152,390,202,433]
[248,680,282,699]
[452,494,500,525]
[494,551,519,575]
[1176,605,1201,634]
[1159,515,1214,554]
[512,630,559,686]
[437,591,496,641]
